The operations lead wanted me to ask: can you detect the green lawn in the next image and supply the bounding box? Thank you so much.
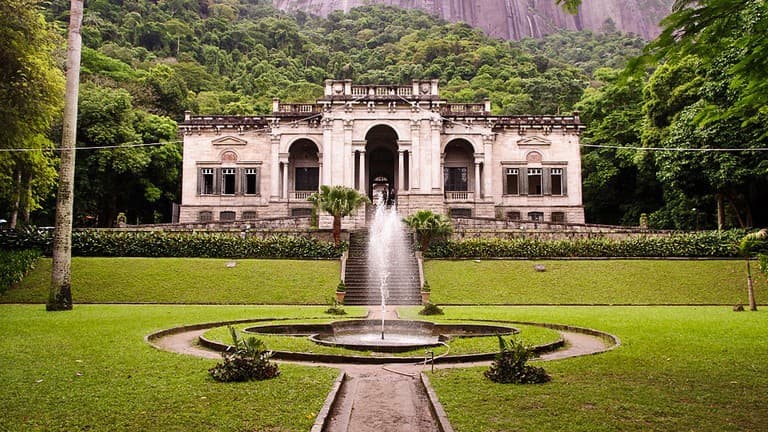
[3,257,340,304]
[409,306,768,432]
[425,259,765,305]
[0,305,340,432]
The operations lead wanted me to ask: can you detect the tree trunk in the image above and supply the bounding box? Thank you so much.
[20,168,32,225]
[48,0,83,312]
[746,259,757,311]
[9,165,21,229]
[716,193,725,230]
[332,214,341,247]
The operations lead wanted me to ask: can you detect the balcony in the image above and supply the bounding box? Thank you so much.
[444,191,475,201]
[292,191,315,200]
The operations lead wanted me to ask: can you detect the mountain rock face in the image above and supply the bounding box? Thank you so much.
[273,0,673,40]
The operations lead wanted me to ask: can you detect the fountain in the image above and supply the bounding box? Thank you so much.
[367,191,409,341]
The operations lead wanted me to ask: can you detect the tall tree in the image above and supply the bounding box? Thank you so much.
[737,229,767,311]
[48,0,84,311]
[0,0,64,226]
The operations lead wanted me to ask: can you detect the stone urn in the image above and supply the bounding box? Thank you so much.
[421,291,430,305]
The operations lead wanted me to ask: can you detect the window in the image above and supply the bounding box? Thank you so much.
[506,211,521,221]
[199,211,212,222]
[244,168,259,195]
[291,208,312,217]
[505,168,519,195]
[551,212,565,223]
[295,167,319,191]
[200,168,214,195]
[551,168,563,196]
[220,211,236,221]
[221,168,236,195]
[528,211,544,221]
[449,208,472,218]
[242,211,257,220]
[444,167,468,191]
[527,168,542,195]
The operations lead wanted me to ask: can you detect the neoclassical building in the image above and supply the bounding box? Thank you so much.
[178,80,585,224]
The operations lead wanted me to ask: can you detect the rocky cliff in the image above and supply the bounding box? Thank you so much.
[273,0,673,40]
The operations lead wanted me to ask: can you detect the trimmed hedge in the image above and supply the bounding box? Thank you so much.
[0,249,42,294]
[426,231,744,258]
[0,230,344,259]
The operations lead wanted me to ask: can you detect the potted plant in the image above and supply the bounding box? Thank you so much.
[335,280,346,303]
[421,280,431,304]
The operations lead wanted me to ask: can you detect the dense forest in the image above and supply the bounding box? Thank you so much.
[1,0,766,229]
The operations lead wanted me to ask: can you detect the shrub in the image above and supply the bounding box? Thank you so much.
[325,298,347,315]
[0,229,345,259]
[0,249,42,294]
[485,336,551,384]
[418,301,443,315]
[427,230,744,258]
[209,326,280,382]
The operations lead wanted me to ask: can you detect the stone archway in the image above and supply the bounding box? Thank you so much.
[365,125,399,201]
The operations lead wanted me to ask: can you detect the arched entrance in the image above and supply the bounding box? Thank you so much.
[365,125,400,201]
[288,139,320,198]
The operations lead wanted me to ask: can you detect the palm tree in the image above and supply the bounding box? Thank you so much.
[308,185,370,247]
[48,0,84,311]
[738,229,767,311]
[404,209,452,252]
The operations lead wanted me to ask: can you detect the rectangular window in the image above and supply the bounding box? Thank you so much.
[220,211,236,221]
[221,168,236,195]
[551,168,563,196]
[244,168,259,195]
[449,208,472,218]
[242,211,257,220]
[291,208,312,217]
[199,211,212,222]
[505,168,519,195]
[201,168,214,195]
[295,167,319,191]
[551,212,565,223]
[528,211,544,221]
[527,168,542,195]
[444,167,468,191]
[506,211,521,221]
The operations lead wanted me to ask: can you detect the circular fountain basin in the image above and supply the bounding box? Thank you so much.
[244,320,517,353]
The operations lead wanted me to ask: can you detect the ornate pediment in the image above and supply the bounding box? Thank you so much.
[517,136,551,147]
[212,136,247,146]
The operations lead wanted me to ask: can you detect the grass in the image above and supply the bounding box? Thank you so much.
[2,257,340,304]
[419,306,768,432]
[0,305,341,432]
[203,320,561,357]
[425,259,766,305]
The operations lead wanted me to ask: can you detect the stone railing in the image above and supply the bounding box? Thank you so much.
[441,103,488,115]
[444,191,474,201]
[292,191,314,200]
[350,85,413,98]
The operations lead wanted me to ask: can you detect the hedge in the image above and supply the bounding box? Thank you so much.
[426,231,744,258]
[0,230,344,259]
[0,249,42,294]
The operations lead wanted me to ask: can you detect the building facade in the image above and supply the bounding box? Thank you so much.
[178,80,585,225]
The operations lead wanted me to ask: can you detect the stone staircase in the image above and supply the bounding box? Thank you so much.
[343,230,422,305]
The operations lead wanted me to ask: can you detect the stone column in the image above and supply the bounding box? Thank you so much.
[270,135,281,199]
[410,120,421,190]
[281,160,289,199]
[343,120,354,187]
[398,149,405,193]
[358,150,366,194]
[474,160,482,198]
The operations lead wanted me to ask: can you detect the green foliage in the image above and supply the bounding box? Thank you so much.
[0,249,41,294]
[484,336,551,384]
[0,229,344,259]
[427,231,743,258]
[309,185,370,246]
[209,326,280,382]
[404,210,452,251]
[336,280,346,292]
[418,301,443,316]
[324,299,347,315]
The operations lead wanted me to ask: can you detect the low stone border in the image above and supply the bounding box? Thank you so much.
[421,373,456,432]
[310,370,346,432]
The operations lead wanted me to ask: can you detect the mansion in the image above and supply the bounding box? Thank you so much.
[178,80,585,225]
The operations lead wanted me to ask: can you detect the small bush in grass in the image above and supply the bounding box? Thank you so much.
[209,326,280,382]
[325,299,347,315]
[485,336,551,384]
[419,301,444,315]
